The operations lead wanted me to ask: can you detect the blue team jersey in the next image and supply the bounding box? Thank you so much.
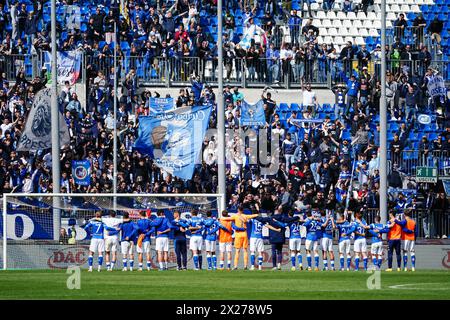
[120,220,138,242]
[352,220,367,240]
[322,217,334,239]
[369,223,386,243]
[304,218,321,241]
[204,218,220,241]
[288,220,302,239]
[150,217,171,238]
[136,218,153,242]
[84,219,113,239]
[337,221,352,242]
[250,219,265,239]
[188,216,204,237]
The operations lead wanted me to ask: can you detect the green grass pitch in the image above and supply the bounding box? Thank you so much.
[0,270,449,300]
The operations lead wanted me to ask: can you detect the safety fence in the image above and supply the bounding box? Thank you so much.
[388,150,450,178]
[1,53,449,88]
[0,54,41,81]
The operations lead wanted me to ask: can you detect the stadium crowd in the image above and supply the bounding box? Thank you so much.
[0,0,449,240]
[0,0,447,84]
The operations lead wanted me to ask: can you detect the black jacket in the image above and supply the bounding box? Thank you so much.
[267,214,299,244]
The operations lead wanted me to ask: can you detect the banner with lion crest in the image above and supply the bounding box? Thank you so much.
[133,104,212,180]
[240,99,266,126]
[17,88,70,151]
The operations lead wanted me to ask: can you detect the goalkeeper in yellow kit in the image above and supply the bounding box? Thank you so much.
[220,206,259,270]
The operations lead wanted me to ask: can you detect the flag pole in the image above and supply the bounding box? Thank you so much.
[51,0,61,239]
[113,20,118,211]
[380,0,388,226]
[217,0,226,214]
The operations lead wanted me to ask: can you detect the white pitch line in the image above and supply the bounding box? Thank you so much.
[388,283,449,290]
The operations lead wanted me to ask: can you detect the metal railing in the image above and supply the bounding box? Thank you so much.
[365,208,449,239]
[330,58,450,85]
[0,54,40,81]
[389,26,428,51]
[388,150,450,178]
[1,53,449,88]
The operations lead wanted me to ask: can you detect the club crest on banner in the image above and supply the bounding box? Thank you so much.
[17,88,70,151]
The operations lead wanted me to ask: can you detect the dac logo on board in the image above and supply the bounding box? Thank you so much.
[442,249,450,269]
[47,246,89,269]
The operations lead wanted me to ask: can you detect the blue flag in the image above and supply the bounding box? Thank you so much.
[134,105,212,180]
[290,118,324,125]
[149,97,174,114]
[240,100,266,126]
[72,160,91,186]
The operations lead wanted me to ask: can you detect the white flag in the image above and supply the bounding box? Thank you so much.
[17,88,70,151]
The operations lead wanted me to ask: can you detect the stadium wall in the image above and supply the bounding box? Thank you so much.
[2,242,449,270]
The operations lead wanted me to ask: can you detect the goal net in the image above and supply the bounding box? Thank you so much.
[1,193,223,270]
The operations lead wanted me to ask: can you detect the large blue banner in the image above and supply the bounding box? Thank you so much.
[134,105,212,180]
[149,97,174,114]
[240,100,266,126]
[0,208,53,240]
[72,160,91,186]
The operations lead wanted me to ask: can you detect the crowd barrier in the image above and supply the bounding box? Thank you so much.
[1,53,449,88]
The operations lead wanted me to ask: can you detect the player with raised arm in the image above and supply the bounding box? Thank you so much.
[303,211,321,271]
[218,210,234,270]
[285,210,305,271]
[84,211,119,272]
[188,209,205,270]
[336,213,353,271]
[221,206,259,270]
[149,209,172,271]
[136,211,154,271]
[395,209,417,271]
[320,211,336,271]
[102,211,123,271]
[352,210,370,271]
[203,210,229,270]
[368,215,389,270]
[248,210,274,270]
[119,212,138,271]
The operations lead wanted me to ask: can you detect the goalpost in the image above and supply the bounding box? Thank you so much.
[1,193,224,270]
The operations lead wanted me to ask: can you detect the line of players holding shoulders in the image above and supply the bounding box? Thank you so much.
[83,205,417,272]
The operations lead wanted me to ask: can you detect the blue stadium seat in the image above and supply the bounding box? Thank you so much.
[290,103,300,111]
[387,132,394,141]
[279,103,289,111]
[389,122,399,132]
[428,133,438,141]
[61,31,68,42]
[408,132,418,141]
[323,103,332,112]
[120,41,130,51]
[407,12,416,20]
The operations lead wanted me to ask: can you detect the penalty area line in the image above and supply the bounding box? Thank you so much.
[388,283,449,290]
